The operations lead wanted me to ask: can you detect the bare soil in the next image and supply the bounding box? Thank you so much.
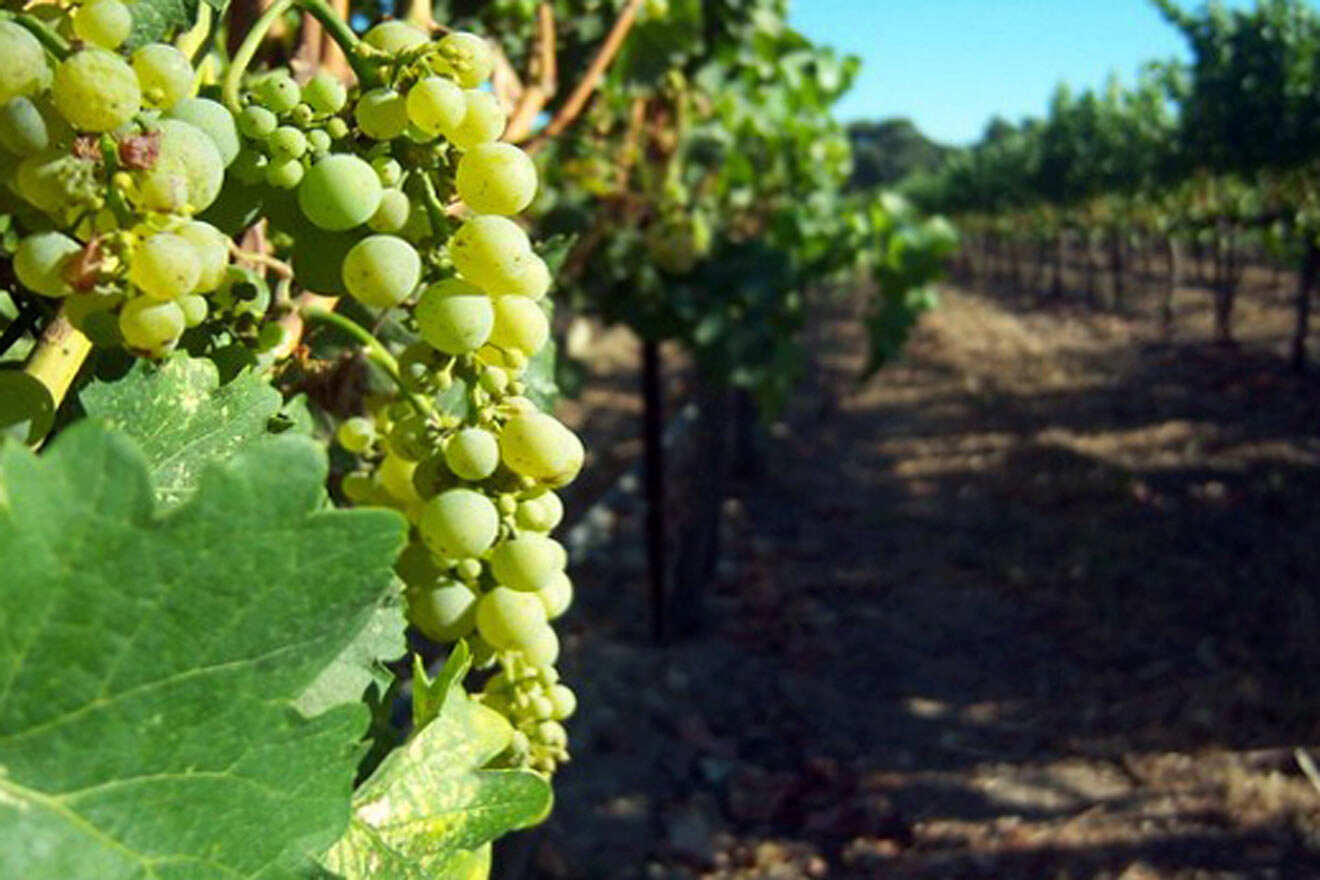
[527,277,1320,879]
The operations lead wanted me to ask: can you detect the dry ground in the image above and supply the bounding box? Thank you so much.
[518,276,1320,879]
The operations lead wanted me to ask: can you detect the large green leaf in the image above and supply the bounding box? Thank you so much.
[322,648,552,878]
[0,423,408,879]
[125,0,227,50]
[81,355,283,510]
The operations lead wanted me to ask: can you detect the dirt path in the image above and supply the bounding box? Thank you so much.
[528,286,1320,879]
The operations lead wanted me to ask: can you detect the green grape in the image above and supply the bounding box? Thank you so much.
[489,295,549,357]
[178,293,208,327]
[363,20,428,54]
[0,22,52,105]
[130,232,202,301]
[341,235,421,309]
[230,148,268,184]
[73,0,133,48]
[475,586,549,651]
[367,188,409,232]
[490,533,565,592]
[449,215,532,293]
[298,154,383,230]
[499,412,584,486]
[445,90,505,150]
[456,142,538,215]
[341,471,375,503]
[396,541,444,588]
[371,155,402,187]
[0,97,50,156]
[548,683,576,720]
[307,128,332,156]
[325,116,350,140]
[176,220,229,292]
[378,452,421,506]
[14,232,81,298]
[303,71,347,114]
[515,491,562,532]
[254,72,300,114]
[238,105,278,139]
[265,157,305,189]
[52,49,141,132]
[16,150,100,216]
[419,488,499,559]
[436,32,495,89]
[132,119,224,213]
[355,88,408,141]
[444,427,499,481]
[268,125,307,160]
[537,570,573,620]
[507,257,551,302]
[289,103,314,127]
[519,622,559,668]
[336,416,375,453]
[405,76,466,136]
[414,278,495,355]
[409,578,479,642]
[131,43,193,110]
[167,97,241,166]
[119,296,185,353]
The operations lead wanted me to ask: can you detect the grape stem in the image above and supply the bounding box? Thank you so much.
[98,135,137,229]
[223,0,372,113]
[24,309,92,421]
[301,306,435,416]
[7,12,70,59]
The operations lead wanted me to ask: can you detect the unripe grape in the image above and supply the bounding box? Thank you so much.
[265,157,305,189]
[132,43,193,110]
[367,188,410,232]
[456,142,538,215]
[363,20,428,54]
[500,412,584,486]
[307,128,332,156]
[254,72,300,114]
[0,97,49,155]
[475,586,549,651]
[336,416,375,454]
[178,293,208,327]
[14,232,81,298]
[449,215,532,293]
[303,71,348,114]
[0,22,53,105]
[490,533,565,592]
[268,125,307,160]
[130,233,201,301]
[378,453,420,504]
[341,235,421,309]
[409,578,479,642]
[119,296,185,353]
[176,221,229,293]
[290,103,314,127]
[355,88,408,141]
[444,427,500,481]
[325,116,350,140]
[133,119,224,213]
[437,32,495,88]
[519,624,560,668]
[445,90,505,150]
[167,97,241,166]
[419,488,500,558]
[73,0,133,48]
[549,683,576,720]
[341,471,375,503]
[506,253,552,301]
[406,77,465,136]
[238,105,278,139]
[298,154,383,230]
[53,49,141,132]
[230,148,268,184]
[371,156,402,187]
[538,571,573,620]
[516,491,563,532]
[414,278,495,355]
[489,295,549,357]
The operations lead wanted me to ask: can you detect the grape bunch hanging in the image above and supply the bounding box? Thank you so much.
[2,4,580,773]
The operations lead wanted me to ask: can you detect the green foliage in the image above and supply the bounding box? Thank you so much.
[847,118,954,191]
[0,422,406,879]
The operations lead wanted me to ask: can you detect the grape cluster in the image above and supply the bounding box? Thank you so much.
[2,9,249,357]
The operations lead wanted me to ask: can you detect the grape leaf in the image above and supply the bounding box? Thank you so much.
[81,354,283,510]
[0,369,54,446]
[0,422,407,879]
[124,0,225,50]
[321,648,552,878]
[294,586,408,718]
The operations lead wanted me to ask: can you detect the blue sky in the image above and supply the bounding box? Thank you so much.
[789,0,1262,145]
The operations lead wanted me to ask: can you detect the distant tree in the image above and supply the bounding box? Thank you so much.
[847,117,954,190]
